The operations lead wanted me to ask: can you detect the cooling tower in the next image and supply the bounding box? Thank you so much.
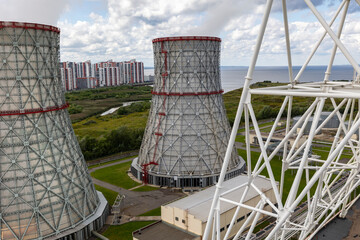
[0,22,108,239]
[131,36,245,188]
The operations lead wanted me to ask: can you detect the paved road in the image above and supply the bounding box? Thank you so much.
[90,159,185,216]
[314,198,360,240]
[88,157,134,173]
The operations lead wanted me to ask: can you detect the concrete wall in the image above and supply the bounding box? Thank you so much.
[173,207,188,229]
[201,189,276,239]
[161,205,202,235]
[187,214,202,236]
[161,187,277,239]
[161,205,174,225]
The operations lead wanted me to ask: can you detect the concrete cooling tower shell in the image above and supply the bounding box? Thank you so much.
[0,22,108,239]
[131,36,245,188]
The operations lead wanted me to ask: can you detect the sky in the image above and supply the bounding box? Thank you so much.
[0,0,359,67]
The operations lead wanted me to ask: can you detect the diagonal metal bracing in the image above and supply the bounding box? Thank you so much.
[0,22,102,240]
[205,0,360,239]
[136,36,244,186]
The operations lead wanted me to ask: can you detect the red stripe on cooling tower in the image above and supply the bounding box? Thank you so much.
[0,21,60,33]
[0,103,69,116]
[151,90,224,96]
[153,36,221,43]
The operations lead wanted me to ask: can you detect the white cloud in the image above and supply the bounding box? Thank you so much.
[53,0,360,67]
[0,0,358,66]
[0,0,72,25]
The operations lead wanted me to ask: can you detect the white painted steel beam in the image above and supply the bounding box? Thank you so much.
[205,0,360,239]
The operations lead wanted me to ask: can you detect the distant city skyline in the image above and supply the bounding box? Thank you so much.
[60,59,145,91]
[1,0,359,67]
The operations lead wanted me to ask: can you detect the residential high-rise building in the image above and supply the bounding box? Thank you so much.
[123,59,144,84]
[60,59,144,90]
[60,62,77,91]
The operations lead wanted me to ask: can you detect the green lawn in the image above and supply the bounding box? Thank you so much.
[238,121,275,133]
[67,85,152,123]
[94,184,118,205]
[100,221,155,240]
[90,160,158,192]
[73,111,148,139]
[139,207,161,216]
[88,155,137,169]
[235,134,246,142]
[91,161,141,189]
[312,145,353,160]
[133,185,159,192]
[238,148,316,202]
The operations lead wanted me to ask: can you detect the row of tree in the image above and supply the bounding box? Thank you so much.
[79,126,144,160]
[117,101,151,116]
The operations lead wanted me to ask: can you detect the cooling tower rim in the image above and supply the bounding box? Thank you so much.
[153,36,221,43]
[0,21,60,33]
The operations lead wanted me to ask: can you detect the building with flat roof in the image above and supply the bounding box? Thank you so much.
[133,175,276,239]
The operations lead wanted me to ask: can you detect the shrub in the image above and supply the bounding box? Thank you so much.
[117,101,151,116]
[68,103,83,114]
[79,126,144,160]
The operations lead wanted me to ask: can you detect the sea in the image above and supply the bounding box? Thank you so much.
[144,65,355,93]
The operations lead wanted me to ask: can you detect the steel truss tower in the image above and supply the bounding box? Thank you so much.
[0,22,108,240]
[205,1,360,239]
[131,36,245,188]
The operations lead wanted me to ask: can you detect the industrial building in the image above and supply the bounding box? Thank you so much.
[133,175,276,239]
[131,36,245,188]
[293,112,341,135]
[0,21,108,239]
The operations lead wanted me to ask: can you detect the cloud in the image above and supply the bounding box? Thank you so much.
[57,0,360,66]
[0,0,72,25]
[272,0,340,12]
[186,0,261,36]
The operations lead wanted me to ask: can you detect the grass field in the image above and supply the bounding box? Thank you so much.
[91,161,141,189]
[238,148,316,202]
[66,85,152,122]
[312,145,353,161]
[139,207,161,216]
[100,221,155,240]
[133,185,159,192]
[70,82,352,145]
[73,111,148,139]
[88,155,137,169]
[94,184,118,205]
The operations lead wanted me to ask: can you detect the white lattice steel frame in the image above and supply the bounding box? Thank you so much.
[133,37,245,187]
[0,22,104,239]
[205,1,360,239]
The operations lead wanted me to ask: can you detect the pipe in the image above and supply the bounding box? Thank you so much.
[92,231,109,240]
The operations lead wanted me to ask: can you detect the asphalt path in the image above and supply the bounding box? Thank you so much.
[89,158,185,216]
[314,198,360,240]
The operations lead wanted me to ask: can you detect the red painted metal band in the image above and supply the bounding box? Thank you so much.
[0,103,69,116]
[153,36,221,43]
[142,161,159,167]
[151,90,224,96]
[0,21,60,33]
